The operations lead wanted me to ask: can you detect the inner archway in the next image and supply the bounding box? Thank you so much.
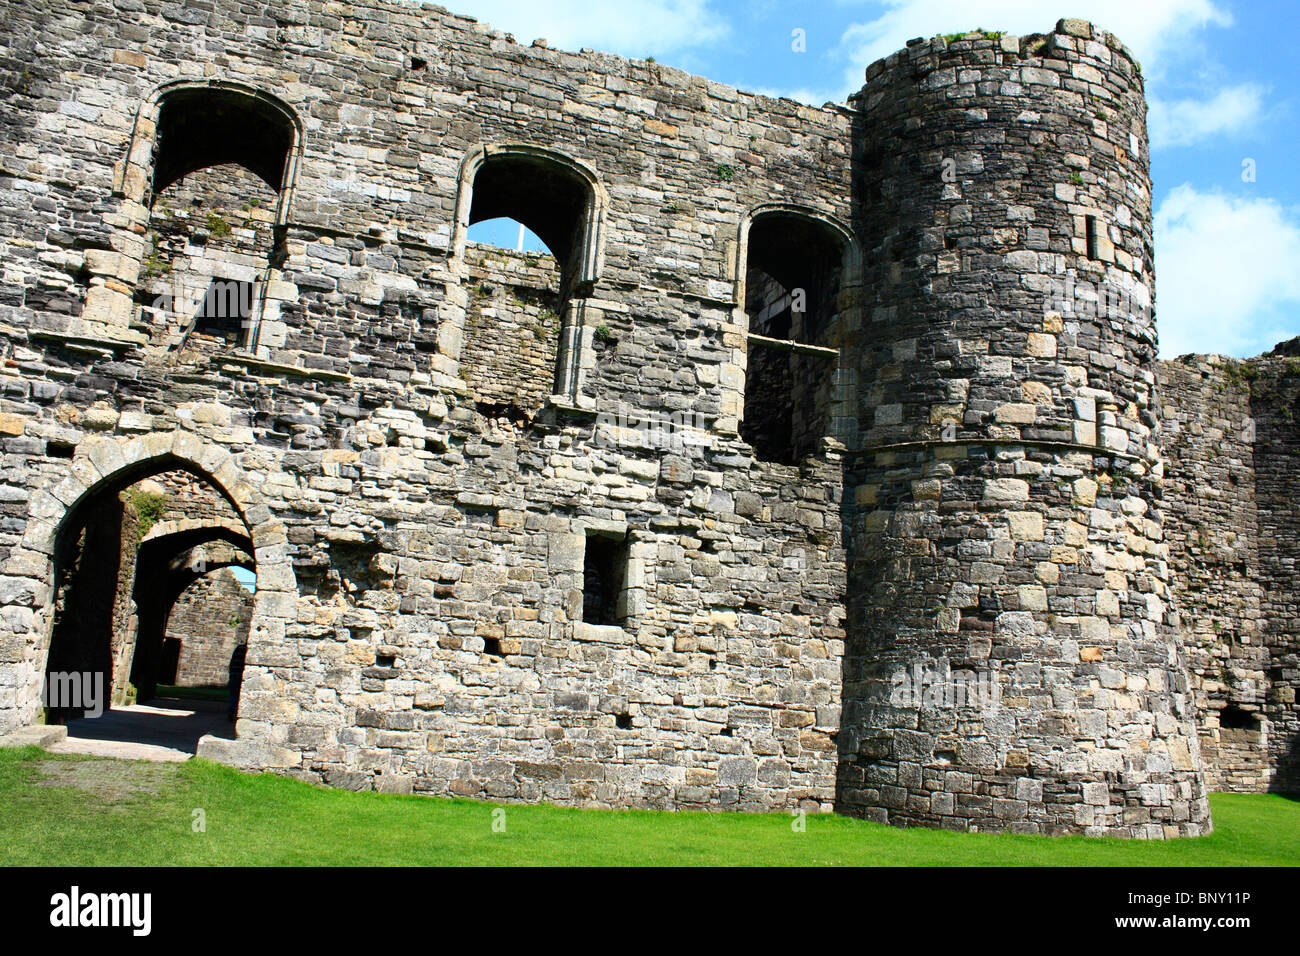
[129,519,256,705]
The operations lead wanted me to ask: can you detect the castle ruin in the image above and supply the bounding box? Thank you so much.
[0,0,1296,838]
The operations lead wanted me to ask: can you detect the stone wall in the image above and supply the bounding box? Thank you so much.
[1157,356,1268,791]
[141,163,279,357]
[3,2,1287,834]
[1158,347,1300,793]
[144,470,247,529]
[109,495,141,705]
[1240,348,1300,792]
[461,244,561,416]
[0,0,853,815]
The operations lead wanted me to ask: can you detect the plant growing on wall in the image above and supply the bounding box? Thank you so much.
[205,211,233,238]
[122,488,167,542]
[141,234,171,280]
[940,28,1003,42]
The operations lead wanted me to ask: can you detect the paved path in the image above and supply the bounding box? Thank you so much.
[47,697,235,762]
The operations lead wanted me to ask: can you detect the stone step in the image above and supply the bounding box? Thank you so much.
[0,724,69,749]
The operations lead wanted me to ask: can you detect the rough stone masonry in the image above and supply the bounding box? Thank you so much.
[0,0,1294,837]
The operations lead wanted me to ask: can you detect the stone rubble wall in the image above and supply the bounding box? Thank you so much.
[141,163,280,356]
[141,469,248,529]
[1157,349,1300,794]
[109,497,141,705]
[461,244,561,416]
[1238,349,1300,792]
[1156,356,1269,791]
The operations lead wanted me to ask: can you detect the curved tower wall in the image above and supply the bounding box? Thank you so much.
[840,20,1212,836]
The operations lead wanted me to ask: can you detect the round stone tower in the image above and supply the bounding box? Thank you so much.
[839,19,1212,837]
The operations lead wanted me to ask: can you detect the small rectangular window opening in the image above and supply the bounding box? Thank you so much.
[1085,215,1100,260]
[583,532,629,626]
[192,277,253,346]
[1220,705,1260,732]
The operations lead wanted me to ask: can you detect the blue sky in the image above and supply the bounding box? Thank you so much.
[458,0,1300,359]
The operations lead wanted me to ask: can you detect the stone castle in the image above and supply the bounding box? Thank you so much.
[0,0,1295,838]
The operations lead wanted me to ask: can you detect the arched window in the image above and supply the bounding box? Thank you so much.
[739,208,858,464]
[119,82,301,355]
[452,146,606,411]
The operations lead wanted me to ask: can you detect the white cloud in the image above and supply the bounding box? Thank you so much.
[750,85,845,107]
[448,0,729,57]
[1155,184,1300,358]
[1148,84,1268,149]
[830,0,1232,99]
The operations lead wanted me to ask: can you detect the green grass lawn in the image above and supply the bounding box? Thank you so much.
[1,746,1296,866]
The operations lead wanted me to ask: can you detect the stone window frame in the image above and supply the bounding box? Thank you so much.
[107,80,305,355]
[581,527,634,627]
[728,202,864,456]
[1074,210,1116,265]
[445,143,610,410]
[552,519,651,644]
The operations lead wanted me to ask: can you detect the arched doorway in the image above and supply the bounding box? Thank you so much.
[40,468,257,755]
[1,433,296,757]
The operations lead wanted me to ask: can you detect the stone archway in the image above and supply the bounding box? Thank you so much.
[0,431,297,741]
[130,522,256,703]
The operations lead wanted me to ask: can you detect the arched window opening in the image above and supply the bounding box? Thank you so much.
[459,151,597,416]
[42,468,255,754]
[135,86,297,358]
[741,212,850,464]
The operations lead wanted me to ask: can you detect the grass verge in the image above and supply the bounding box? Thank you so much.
[1,747,1296,866]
